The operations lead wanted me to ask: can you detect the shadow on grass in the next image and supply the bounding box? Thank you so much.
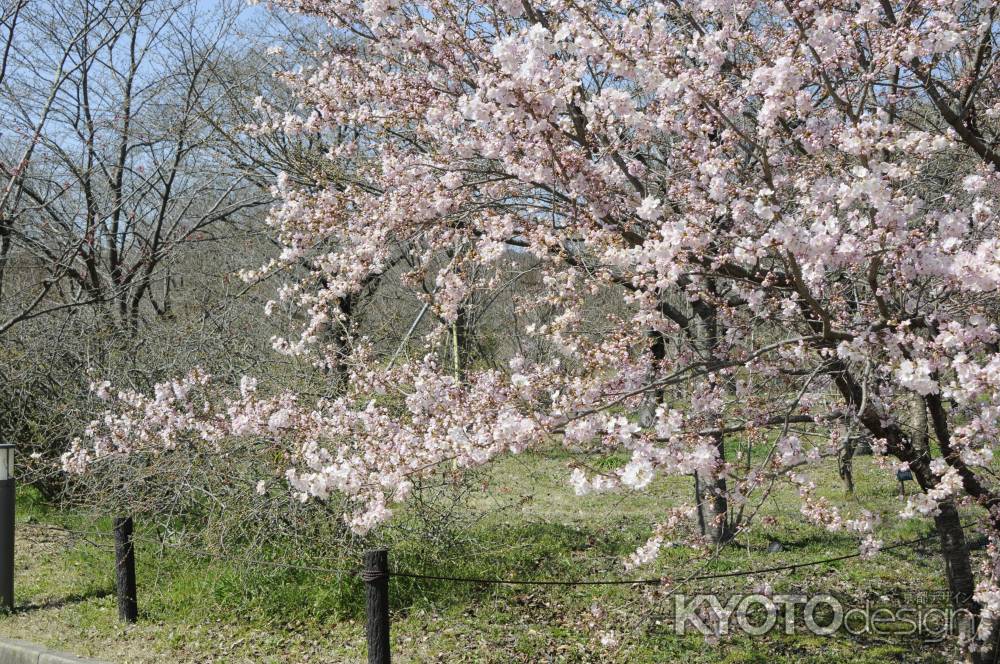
[190,520,641,625]
[384,520,638,610]
[15,586,115,613]
[767,520,939,553]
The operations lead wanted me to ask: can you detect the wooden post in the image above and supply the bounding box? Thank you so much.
[363,548,390,664]
[0,475,14,612]
[113,516,137,623]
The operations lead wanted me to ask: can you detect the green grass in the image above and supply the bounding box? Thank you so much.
[0,450,974,663]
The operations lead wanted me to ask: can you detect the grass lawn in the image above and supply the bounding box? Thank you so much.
[0,447,979,663]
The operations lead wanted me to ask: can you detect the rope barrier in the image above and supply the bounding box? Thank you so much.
[128,533,360,577]
[24,525,360,577]
[27,519,972,588]
[386,522,969,586]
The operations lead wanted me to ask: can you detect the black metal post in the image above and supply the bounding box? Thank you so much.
[363,548,390,664]
[113,516,138,623]
[0,477,13,612]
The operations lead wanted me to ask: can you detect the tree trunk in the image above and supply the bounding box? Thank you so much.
[911,392,930,457]
[934,499,982,662]
[331,293,354,391]
[453,304,472,380]
[696,429,733,543]
[691,294,731,544]
[838,436,855,494]
[638,330,666,428]
[908,395,987,661]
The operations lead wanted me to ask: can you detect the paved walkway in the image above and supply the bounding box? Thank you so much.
[0,638,110,664]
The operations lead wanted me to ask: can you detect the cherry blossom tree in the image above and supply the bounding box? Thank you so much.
[66,1,1000,659]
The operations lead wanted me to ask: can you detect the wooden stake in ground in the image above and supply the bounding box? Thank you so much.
[363,548,390,664]
[0,453,14,613]
[113,516,137,623]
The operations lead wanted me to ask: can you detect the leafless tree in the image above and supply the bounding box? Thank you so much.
[0,0,268,337]
[0,0,278,497]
